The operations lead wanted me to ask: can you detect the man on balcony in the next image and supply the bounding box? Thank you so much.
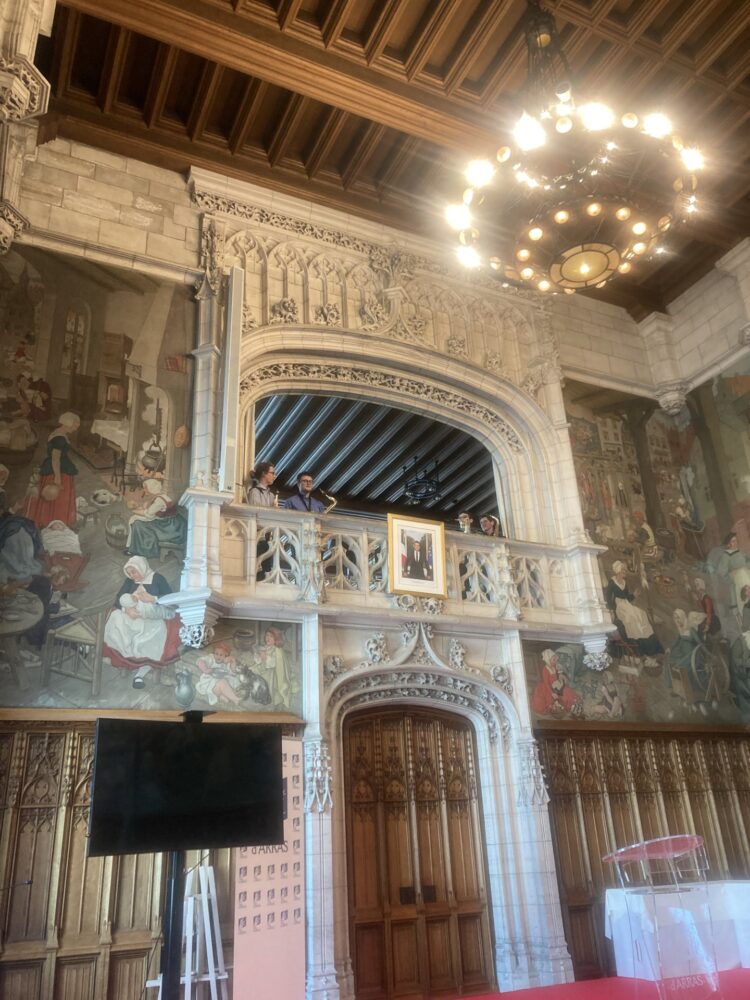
[282,472,325,513]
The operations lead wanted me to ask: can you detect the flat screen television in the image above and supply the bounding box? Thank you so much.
[87,718,284,857]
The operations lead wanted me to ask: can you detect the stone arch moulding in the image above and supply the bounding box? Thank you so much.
[237,330,568,545]
[312,644,572,995]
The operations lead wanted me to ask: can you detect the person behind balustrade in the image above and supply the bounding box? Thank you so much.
[245,461,278,507]
[479,513,504,538]
[281,471,325,513]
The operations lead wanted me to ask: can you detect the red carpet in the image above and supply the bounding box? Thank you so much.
[463,968,750,999]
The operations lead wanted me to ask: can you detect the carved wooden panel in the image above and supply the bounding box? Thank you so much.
[538,729,750,981]
[344,708,493,999]
[0,721,235,1000]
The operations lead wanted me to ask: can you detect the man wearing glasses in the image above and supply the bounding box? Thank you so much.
[282,471,325,513]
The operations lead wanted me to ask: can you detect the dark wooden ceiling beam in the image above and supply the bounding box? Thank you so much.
[444,0,509,97]
[277,0,303,32]
[267,93,308,166]
[305,107,348,179]
[363,0,403,66]
[63,0,499,151]
[228,78,269,154]
[98,25,130,114]
[187,62,224,141]
[342,122,387,190]
[375,134,421,194]
[144,43,179,128]
[404,0,456,83]
[321,0,357,49]
[49,6,79,96]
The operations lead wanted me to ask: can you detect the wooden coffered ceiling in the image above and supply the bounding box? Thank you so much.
[34,0,750,319]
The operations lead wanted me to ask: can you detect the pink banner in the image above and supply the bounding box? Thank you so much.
[233,739,305,999]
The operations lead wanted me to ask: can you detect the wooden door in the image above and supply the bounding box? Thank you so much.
[344,709,494,1000]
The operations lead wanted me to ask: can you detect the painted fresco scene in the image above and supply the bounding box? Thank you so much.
[0,245,200,709]
[525,368,750,725]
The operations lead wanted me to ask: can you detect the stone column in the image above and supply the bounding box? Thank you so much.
[0,0,55,250]
[302,616,347,1000]
[687,382,735,536]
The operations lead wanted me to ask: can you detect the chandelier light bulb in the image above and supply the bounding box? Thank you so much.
[681,147,704,171]
[615,206,631,221]
[606,141,617,151]
[618,262,632,273]
[622,112,639,128]
[445,203,472,230]
[633,242,647,254]
[457,245,481,268]
[658,215,671,231]
[496,145,512,163]
[516,248,531,261]
[538,279,551,291]
[579,102,614,131]
[490,257,503,270]
[465,159,495,187]
[579,262,591,275]
[528,226,544,241]
[632,221,647,235]
[586,202,602,217]
[556,117,573,134]
[520,266,534,279]
[554,210,570,224]
[564,288,576,294]
[643,113,672,138]
[513,112,546,151]
[555,81,572,103]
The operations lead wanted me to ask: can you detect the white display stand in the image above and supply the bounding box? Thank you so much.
[147,865,229,1000]
[603,835,720,1000]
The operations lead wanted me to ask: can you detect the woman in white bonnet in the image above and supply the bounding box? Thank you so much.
[604,560,663,665]
[125,478,185,560]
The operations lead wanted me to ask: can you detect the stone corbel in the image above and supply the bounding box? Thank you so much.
[0,54,49,123]
[158,587,220,649]
[655,378,690,415]
[739,322,750,348]
[582,632,613,672]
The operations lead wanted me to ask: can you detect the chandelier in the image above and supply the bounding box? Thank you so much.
[445,0,703,294]
[403,456,441,505]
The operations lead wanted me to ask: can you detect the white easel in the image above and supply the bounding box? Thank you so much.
[147,865,229,1000]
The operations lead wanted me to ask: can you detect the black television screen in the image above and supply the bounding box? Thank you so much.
[87,719,284,857]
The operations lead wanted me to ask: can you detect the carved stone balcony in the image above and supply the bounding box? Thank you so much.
[218,505,609,634]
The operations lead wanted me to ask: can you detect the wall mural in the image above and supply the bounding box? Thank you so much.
[526,364,750,725]
[0,245,198,710]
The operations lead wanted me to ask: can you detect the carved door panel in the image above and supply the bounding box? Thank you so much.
[344,709,494,1000]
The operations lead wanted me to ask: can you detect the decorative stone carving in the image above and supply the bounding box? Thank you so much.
[420,597,444,615]
[199,217,224,296]
[323,655,344,684]
[329,669,511,746]
[369,246,417,284]
[491,664,514,697]
[583,649,612,672]
[304,740,333,813]
[517,738,549,807]
[314,302,341,326]
[242,302,257,333]
[365,632,389,664]
[449,638,467,671]
[359,295,387,330]
[0,198,26,253]
[179,622,215,649]
[391,314,426,343]
[446,335,468,358]
[0,123,33,252]
[739,323,750,347]
[270,297,299,324]
[521,362,545,398]
[240,363,524,451]
[0,54,50,123]
[485,352,504,374]
[394,594,418,613]
[656,379,690,415]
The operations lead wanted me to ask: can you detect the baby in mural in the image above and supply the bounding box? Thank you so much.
[195,642,245,706]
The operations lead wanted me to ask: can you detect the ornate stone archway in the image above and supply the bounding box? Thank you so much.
[302,622,574,1000]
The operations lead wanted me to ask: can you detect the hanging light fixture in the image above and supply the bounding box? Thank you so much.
[402,456,441,505]
[445,0,703,293]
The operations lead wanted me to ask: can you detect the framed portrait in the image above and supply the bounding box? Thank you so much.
[387,514,447,598]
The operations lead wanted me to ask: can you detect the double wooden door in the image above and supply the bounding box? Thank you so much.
[343,709,494,999]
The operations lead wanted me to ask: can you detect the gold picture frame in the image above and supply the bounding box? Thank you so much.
[387,513,447,598]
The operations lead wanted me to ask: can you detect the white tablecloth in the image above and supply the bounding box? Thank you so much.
[605,882,750,980]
